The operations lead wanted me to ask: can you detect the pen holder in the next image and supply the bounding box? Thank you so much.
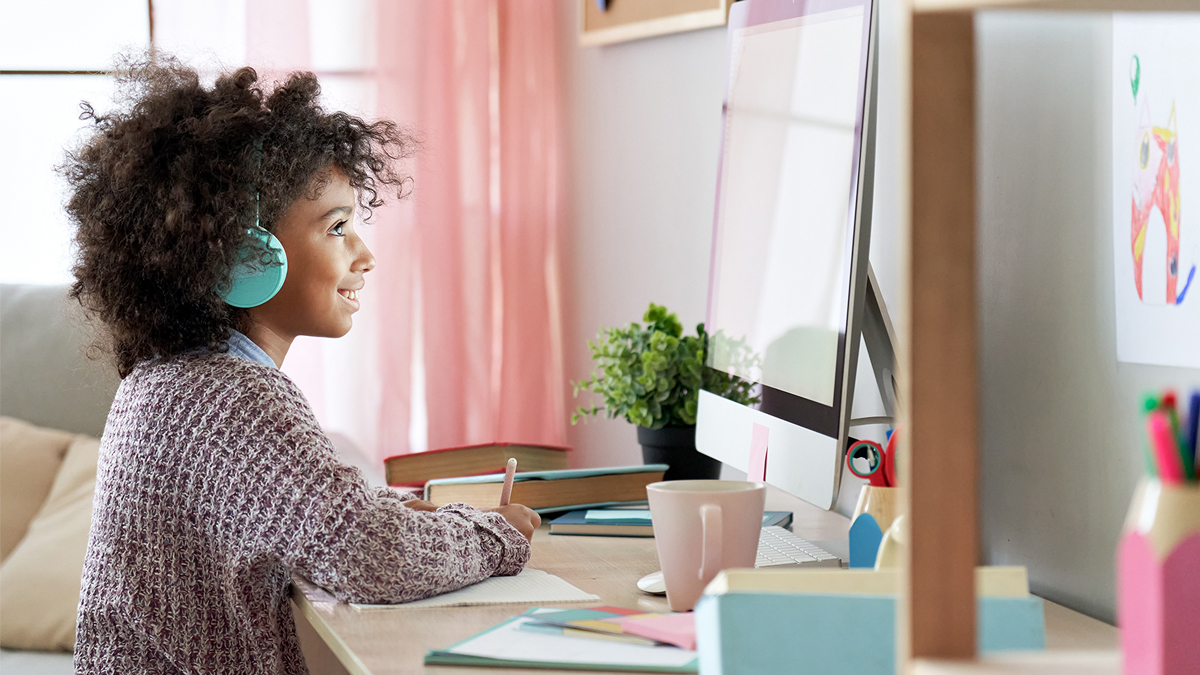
[849,486,900,568]
[1117,479,1200,675]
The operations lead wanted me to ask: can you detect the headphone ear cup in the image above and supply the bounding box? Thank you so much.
[219,228,288,308]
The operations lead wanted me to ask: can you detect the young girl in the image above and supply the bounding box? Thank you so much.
[64,57,540,673]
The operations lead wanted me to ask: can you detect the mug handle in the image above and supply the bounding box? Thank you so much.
[699,504,723,580]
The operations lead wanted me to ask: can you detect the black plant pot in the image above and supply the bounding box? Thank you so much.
[637,425,722,482]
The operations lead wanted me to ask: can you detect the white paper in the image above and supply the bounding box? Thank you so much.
[447,616,697,668]
[350,568,600,609]
[1112,14,1200,368]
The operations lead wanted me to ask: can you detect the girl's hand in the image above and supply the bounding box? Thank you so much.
[401,499,439,512]
[489,504,541,543]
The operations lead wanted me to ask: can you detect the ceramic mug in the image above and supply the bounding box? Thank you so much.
[647,480,766,611]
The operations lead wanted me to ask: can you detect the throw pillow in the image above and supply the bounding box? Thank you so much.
[0,433,100,651]
[0,417,74,561]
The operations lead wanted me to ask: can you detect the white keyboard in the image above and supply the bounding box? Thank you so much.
[755,525,841,568]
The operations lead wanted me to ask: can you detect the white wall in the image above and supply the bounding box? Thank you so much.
[976,11,1200,623]
[560,3,1200,623]
[560,6,728,471]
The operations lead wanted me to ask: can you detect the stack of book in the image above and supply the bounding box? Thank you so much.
[423,464,668,513]
[384,442,570,488]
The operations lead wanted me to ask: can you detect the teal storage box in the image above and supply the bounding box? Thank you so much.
[694,592,1045,675]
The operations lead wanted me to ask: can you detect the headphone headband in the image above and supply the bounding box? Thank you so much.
[217,139,288,308]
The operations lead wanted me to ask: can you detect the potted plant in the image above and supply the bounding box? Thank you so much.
[573,303,759,481]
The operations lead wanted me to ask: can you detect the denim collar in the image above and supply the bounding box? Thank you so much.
[225,330,277,369]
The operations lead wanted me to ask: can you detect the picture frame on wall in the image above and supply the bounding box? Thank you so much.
[579,0,734,47]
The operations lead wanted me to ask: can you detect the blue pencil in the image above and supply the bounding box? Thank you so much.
[1188,391,1199,482]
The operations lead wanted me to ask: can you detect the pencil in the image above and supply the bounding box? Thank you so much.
[1161,391,1194,481]
[499,458,517,506]
[1187,391,1199,481]
[1147,411,1184,484]
[1141,395,1160,478]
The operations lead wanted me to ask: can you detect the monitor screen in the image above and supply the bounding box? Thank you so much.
[704,0,873,439]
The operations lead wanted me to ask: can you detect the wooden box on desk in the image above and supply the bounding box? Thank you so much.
[693,568,1046,675]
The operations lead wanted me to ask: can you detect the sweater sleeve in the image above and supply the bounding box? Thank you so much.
[373,485,422,502]
[215,372,530,605]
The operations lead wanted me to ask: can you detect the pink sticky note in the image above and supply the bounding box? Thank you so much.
[748,423,769,482]
[619,613,696,650]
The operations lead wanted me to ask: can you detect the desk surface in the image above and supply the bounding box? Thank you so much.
[292,491,1118,675]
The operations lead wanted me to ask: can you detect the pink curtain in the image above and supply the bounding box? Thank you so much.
[375,0,568,458]
[178,0,570,463]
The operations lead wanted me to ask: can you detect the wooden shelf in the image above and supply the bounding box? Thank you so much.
[911,652,1120,675]
[902,0,1192,669]
[913,0,1198,12]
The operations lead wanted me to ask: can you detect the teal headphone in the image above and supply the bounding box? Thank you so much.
[218,143,288,308]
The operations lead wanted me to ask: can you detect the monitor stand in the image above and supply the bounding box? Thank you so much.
[735,263,899,491]
[858,262,900,423]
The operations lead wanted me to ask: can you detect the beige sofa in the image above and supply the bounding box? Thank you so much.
[0,284,119,673]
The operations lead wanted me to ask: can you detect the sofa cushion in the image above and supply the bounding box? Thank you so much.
[0,418,75,562]
[0,284,120,439]
[0,649,76,675]
[0,433,100,651]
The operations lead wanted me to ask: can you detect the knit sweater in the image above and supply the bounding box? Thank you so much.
[74,353,530,674]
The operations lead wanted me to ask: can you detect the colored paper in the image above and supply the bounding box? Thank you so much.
[533,608,632,622]
[619,613,697,650]
[427,613,698,671]
[521,607,681,648]
[518,621,659,647]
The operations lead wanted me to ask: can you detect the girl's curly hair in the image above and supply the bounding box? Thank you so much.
[61,54,415,378]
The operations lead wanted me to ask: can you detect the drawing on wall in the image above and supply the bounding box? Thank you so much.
[1112,15,1200,369]
[1131,101,1192,305]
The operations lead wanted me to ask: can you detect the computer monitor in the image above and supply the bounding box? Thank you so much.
[696,0,887,510]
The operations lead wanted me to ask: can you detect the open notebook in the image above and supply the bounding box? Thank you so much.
[351,568,600,609]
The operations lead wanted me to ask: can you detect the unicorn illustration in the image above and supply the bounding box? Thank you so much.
[1131,100,1194,305]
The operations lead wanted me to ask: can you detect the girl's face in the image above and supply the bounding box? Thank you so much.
[248,167,375,346]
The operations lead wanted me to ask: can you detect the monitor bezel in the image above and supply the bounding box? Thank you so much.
[702,0,877,446]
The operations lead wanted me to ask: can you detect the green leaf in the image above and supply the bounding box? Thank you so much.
[571,302,763,428]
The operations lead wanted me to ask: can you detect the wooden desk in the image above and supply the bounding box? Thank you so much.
[291,493,1117,675]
